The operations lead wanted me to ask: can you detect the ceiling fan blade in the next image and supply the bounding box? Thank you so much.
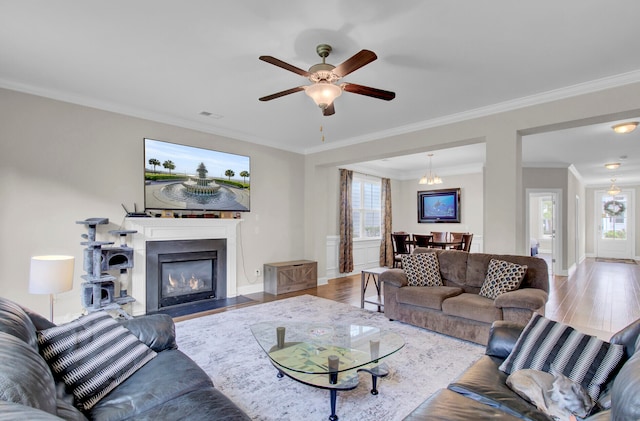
[343,83,396,101]
[259,86,305,102]
[332,50,377,78]
[323,103,335,116]
[259,56,311,77]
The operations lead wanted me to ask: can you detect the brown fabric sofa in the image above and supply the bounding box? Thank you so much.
[381,248,549,345]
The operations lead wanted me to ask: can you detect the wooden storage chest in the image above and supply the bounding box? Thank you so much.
[263,260,317,295]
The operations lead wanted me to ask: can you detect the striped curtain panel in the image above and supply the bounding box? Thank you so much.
[338,169,353,273]
[379,177,394,267]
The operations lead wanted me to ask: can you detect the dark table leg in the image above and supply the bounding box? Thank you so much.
[329,389,338,421]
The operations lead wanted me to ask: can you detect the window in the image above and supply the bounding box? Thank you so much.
[540,198,553,236]
[351,174,381,239]
[601,194,627,240]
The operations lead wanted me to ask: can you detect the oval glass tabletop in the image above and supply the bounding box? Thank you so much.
[250,321,405,375]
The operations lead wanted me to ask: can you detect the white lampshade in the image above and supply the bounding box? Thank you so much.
[29,255,74,294]
[305,82,342,109]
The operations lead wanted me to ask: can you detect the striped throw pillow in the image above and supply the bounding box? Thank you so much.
[499,313,625,401]
[37,312,157,411]
[402,253,443,286]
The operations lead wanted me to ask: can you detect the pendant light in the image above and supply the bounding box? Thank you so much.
[607,178,621,196]
[419,153,442,185]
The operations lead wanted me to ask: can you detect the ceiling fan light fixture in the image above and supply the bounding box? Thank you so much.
[604,162,621,170]
[612,121,638,134]
[304,82,342,109]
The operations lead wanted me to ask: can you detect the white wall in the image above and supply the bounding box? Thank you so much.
[0,88,305,320]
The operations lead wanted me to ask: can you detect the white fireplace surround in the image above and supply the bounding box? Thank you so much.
[124,217,241,316]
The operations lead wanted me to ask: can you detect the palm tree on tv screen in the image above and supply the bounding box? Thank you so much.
[148,158,161,173]
[240,170,249,184]
[163,160,175,175]
[225,169,235,180]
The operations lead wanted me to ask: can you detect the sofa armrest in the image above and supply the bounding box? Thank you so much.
[485,321,524,359]
[119,314,177,352]
[494,288,548,311]
[379,268,408,288]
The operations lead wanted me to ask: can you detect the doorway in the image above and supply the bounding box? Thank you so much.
[595,189,635,259]
[526,189,562,275]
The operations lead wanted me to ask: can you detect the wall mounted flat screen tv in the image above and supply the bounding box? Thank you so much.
[418,188,460,223]
[144,138,250,212]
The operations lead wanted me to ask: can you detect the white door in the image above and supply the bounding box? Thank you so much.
[596,190,634,259]
[527,190,561,275]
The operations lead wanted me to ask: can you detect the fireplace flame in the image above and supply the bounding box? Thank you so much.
[167,272,204,293]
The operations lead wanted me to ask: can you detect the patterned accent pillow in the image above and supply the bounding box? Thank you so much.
[479,259,527,299]
[37,312,157,411]
[402,253,443,286]
[499,314,625,401]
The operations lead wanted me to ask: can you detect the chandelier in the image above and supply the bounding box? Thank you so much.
[419,153,442,185]
[607,178,621,196]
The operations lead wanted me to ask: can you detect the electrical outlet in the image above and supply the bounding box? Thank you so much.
[255,268,261,276]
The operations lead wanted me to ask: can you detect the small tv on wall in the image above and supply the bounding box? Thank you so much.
[418,188,460,223]
[144,138,250,212]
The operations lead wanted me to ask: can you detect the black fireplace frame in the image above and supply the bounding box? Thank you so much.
[146,239,227,314]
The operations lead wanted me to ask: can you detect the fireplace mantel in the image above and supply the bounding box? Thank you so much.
[124,217,241,316]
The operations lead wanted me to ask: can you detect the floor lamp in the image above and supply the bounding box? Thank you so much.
[29,255,74,322]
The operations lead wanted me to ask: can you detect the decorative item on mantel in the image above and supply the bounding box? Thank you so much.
[76,218,136,318]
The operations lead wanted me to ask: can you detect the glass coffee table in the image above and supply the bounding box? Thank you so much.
[251,321,405,421]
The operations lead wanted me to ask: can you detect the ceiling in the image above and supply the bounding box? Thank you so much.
[1,1,640,186]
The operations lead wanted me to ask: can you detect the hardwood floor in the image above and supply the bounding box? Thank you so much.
[176,258,640,340]
[545,258,640,339]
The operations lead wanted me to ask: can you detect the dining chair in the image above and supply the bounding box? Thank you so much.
[450,232,466,242]
[412,234,433,248]
[448,232,466,250]
[461,233,473,252]
[431,231,447,242]
[391,232,412,268]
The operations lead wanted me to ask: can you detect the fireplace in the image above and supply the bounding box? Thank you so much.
[146,239,226,314]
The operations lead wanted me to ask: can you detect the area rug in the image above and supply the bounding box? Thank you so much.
[175,295,484,420]
[595,257,637,265]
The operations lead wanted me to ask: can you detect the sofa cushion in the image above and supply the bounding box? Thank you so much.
[442,293,502,324]
[87,349,218,420]
[0,332,58,415]
[499,314,625,401]
[402,253,443,286]
[479,259,527,300]
[435,250,469,288]
[449,355,552,421]
[118,314,178,352]
[37,312,157,411]
[0,401,65,420]
[397,286,463,310]
[0,297,39,350]
[404,388,525,421]
[104,386,252,421]
[610,350,640,421]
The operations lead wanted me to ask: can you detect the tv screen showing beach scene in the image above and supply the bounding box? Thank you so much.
[144,138,250,212]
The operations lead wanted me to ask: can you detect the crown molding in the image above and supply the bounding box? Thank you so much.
[304,69,640,155]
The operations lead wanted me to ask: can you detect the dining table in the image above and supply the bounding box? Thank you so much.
[427,240,462,250]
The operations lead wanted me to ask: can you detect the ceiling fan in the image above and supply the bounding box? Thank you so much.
[259,44,396,116]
